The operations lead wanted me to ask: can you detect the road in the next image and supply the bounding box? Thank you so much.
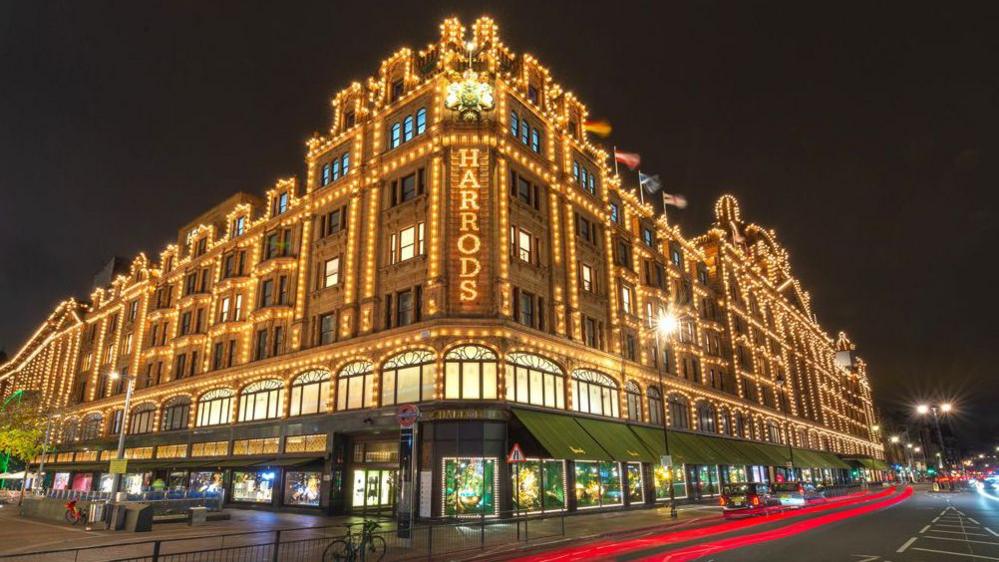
[512,484,999,562]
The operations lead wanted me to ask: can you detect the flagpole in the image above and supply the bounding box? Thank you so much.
[637,169,645,205]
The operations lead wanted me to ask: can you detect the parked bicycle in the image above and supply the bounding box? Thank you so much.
[323,520,387,562]
[64,500,87,525]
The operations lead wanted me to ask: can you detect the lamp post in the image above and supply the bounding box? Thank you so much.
[655,310,679,519]
[917,403,951,469]
[774,374,795,481]
[108,371,136,502]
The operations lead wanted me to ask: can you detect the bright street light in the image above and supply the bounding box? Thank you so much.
[907,443,913,449]
[941,403,953,413]
[917,404,930,415]
[890,436,900,444]
[656,311,679,337]
[914,447,922,453]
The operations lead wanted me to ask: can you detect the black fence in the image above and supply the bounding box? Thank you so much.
[0,510,568,562]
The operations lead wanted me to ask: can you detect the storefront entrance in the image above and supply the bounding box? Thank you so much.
[351,468,396,513]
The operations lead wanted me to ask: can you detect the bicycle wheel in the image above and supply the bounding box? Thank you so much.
[366,536,387,562]
[323,539,352,562]
[64,511,75,524]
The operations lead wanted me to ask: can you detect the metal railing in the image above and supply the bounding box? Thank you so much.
[0,509,568,562]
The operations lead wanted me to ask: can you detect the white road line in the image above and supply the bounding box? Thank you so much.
[924,535,999,546]
[987,528,999,537]
[911,547,999,560]
[934,516,942,522]
[935,523,983,528]
[970,518,982,525]
[931,530,990,536]
[920,525,931,534]
[897,537,918,553]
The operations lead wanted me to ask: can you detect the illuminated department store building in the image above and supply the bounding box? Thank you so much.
[0,18,886,516]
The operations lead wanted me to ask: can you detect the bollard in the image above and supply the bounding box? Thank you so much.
[151,540,161,562]
[480,512,485,548]
[271,529,282,562]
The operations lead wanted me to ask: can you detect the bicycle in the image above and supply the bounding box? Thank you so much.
[323,520,387,562]
[64,500,87,525]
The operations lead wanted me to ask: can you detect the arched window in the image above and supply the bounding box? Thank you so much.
[109,409,124,435]
[667,394,689,430]
[161,396,191,431]
[415,108,427,135]
[696,403,717,433]
[129,403,156,434]
[719,407,731,436]
[290,370,331,416]
[571,370,619,418]
[624,381,642,421]
[337,361,375,411]
[81,413,102,441]
[381,351,436,406]
[505,353,564,408]
[403,115,414,142]
[444,346,497,400]
[647,386,663,425]
[735,411,747,438]
[239,380,284,422]
[767,420,782,444]
[60,418,79,443]
[197,389,233,427]
[390,123,401,148]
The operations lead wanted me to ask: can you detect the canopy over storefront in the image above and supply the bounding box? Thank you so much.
[513,409,612,461]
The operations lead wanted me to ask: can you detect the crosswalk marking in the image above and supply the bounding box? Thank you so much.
[911,547,999,560]
[897,537,917,553]
[923,535,999,546]
[929,529,990,536]
[919,525,930,534]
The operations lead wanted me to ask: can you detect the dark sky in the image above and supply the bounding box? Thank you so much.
[1,2,996,451]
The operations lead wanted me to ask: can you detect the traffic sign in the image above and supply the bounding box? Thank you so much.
[396,404,419,428]
[109,458,128,474]
[507,442,526,463]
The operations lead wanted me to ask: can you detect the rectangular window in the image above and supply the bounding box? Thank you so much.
[642,227,654,247]
[621,286,633,314]
[321,163,331,185]
[580,263,594,292]
[123,333,133,354]
[219,297,231,322]
[390,123,401,148]
[517,228,533,262]
[276,192,289,214]
[278,275,288,304]
[324,257,340,287]
[180,311,191,335]
[518,290,535,327]
[397,289,415,327]
[234,294,243,321]
[212,342,224,370]
[610,202,619,223]
[272,326,283,357]
[174,354,187,379]
[255,330,268,361]
[128,300,138,321]
[234,216,246,236]
[319,313,336,345]
[510,110,519,136]
[392,223,425,263]
[260,279,274,307]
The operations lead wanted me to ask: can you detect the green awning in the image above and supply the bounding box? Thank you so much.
[789,448,826,468]
[671,432,728,465]
[726,440,773,466]
[629,425,670,459]
[747,442,788,466]
[576,417,656,463]
[705,437,757,465]
[513,409,612,461]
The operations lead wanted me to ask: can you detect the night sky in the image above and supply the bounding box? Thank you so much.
[1,2,996,451]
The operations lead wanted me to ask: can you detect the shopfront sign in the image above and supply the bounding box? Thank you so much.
[450,147,490,312]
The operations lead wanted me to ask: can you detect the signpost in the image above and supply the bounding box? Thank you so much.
[508,443,526,516]
[397,405,419,539]
[109,459,128,475]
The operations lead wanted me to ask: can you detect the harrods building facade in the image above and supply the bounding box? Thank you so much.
[0,18,884,516]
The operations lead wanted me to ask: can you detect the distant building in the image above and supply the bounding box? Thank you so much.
[0,17,884,515]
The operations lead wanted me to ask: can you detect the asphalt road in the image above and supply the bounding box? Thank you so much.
[703,486,999,562]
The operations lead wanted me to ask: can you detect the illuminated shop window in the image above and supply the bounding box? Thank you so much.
[285,434,327,453]
[570,370,619,418]
[511,459,566,513]
[336,361,375,411]
[381,350,436,406]
[626,462,644,503]
[238,379,284,422]
[654,462,688,500]
[290,370,331,417]
[285,471,322,507]
[574,461,622,508]
[444,345,497,400]
[232,470,276,504]
[504,352,564,409]
[442,457,498,516]
[197,389,233,427]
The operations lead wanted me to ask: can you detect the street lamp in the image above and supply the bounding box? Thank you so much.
[654,310,678,519]
[890,436,900,444]
[108,370,136,504]
[774,374,795,481]
[916,403,952,469]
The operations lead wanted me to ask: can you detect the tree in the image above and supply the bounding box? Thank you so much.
[0,391,46,464]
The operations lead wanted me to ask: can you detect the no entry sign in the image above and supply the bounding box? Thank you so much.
[396,404,419,428]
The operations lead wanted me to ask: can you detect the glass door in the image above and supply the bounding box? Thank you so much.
[351,469,396,513]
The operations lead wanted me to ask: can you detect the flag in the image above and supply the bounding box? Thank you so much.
[583,119,612,137]
[639,172,663,193]
[662,193,688,209]
[614,150,641,170]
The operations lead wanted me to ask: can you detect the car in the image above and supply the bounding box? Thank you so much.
[720,483,784,518]
[771,482,825,507]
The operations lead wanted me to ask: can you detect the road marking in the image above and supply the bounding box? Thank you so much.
[911,547,999,560]
[852,555,881,561]
[920,525,931,533]
[897,537,917,553]
[934,516,942,522]
[970,518,982,525]
[930,530,990,536]
[934,523,981,528]
[924,535,999,546]
[987,528,999,537]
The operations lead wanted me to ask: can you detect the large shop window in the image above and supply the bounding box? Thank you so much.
[442,457,498,516]
[290,370,331,416]
[232,470,276,503]
[197,389,234,427]
[626,462,644,504]
[570,370,619,418]
[381,350,436,406]
[161,396,191,431]
[337,361,375,411]
[654,462,688,500]
[512,459,566,513]
[444,346,498,400]
[239,379,284,422]
[574,461,622,508]
[284,471,322,507]
[505,353,565,409]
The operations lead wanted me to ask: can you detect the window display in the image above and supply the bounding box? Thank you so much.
[351,469,395,511]
[626,462,644,504]
[167,471,188,491]
[284,471,322,506]
[124,472,149,495]
[654,463,687,500]
[232,470,275,503]
[53,472,70,491]
[443,458,497,516]
[512,459,565,513]
[725,465,748,484]
[99,473,113,493]
[71,473,92,492]
[694,465,720,497]
[190,471,225,495]
[573,461,622,509]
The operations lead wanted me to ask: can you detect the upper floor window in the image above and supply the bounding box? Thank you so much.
[381,350,436,406]
[81,414,102,441]
[274,191,289,216]
[161,396,191,431]
[444,345,498,400]
[323,257,341,288]
[319,206,347,237]
[620,285,634,315]
[263,229,292,260]
[391,79,404,101]
[195,237,207,257]
[572,161,597,195]
[505,353,564,409]
[336,361,375,411]
[128,404,155,435]
[320,152,350,187]
[290,370,331,416]
[625,381,642,421]
[318,313,336,345]
[609,202,620,223]
[669,243,683,268]
[571,370,619,418]
[127,300,138,321]
[615,239,632,267]
[389,168,425,206]
[575,213,598,245]
[260,279,274,307]
[388,107,428,150]
[697,263,709,285]
[512,227,535,263]
[509,171,542,210]
[648,386,663,425]
[667,394,690,429]
[389,223,425,264]
[233,216,246,237]
[642,227,654,247]
[580,263,594,292]
[697,403,717,433]
[238,379,284,422]
[196,389,233,427]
